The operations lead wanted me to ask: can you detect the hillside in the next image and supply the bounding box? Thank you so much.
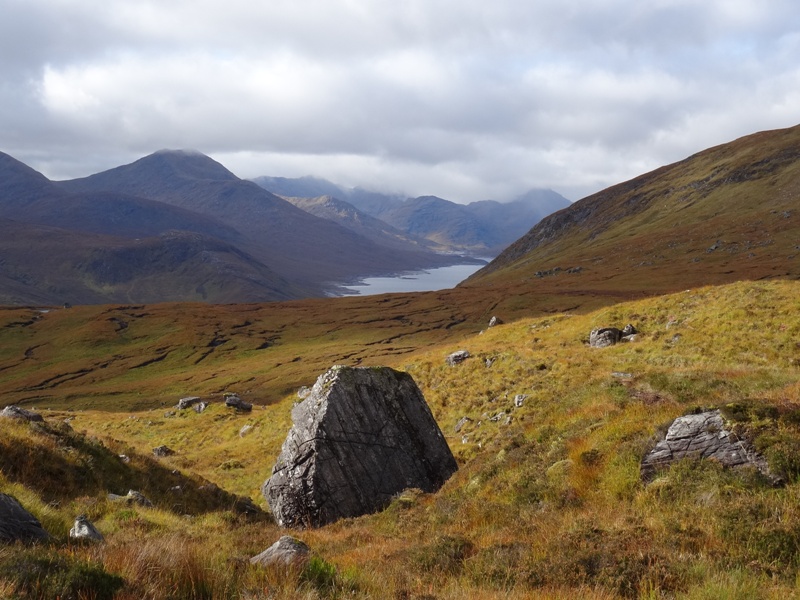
[466,125,800,292]
[2,280,800,598]
[58,151,456,289]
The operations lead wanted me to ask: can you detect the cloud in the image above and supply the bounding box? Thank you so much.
[2,0,799,201]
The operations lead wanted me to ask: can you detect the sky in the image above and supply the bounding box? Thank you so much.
[2,1,799,203]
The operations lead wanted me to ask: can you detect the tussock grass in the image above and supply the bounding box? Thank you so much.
[2,279,800,597]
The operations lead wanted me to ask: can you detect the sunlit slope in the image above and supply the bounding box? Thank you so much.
[466,125,800,293]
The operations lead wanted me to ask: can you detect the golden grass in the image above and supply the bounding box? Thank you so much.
[2,279,800,597]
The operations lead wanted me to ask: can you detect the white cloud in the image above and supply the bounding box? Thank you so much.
[3,0,799,201]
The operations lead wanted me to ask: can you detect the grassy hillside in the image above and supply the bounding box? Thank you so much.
[3,279,800,598]
[467,124,800,294]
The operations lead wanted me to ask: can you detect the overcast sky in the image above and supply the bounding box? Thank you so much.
[2,0,799,202]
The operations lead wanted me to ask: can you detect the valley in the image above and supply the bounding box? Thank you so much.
[1,124,800,599]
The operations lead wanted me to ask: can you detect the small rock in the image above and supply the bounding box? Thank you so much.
[69,515,104,542]
[0,493,51,543]
[488,412,506,422]
[163,411,176,418]
[193,401,208,413]
[224,393,252,412]
[176,396,201,410]
[250,535,310,567]
[484,357,495,368]
[454,416,473,433]
[514,394,527,408]
[118,454,130,464]
[611,372,633,379]
[622,324,637,336]
[589,327,623,348]
[239,424,254,438]
[152,445,175,458]
[108,490,153,508]
[488,316,503,328]
[1,405,44,422]
[446,350,470,366]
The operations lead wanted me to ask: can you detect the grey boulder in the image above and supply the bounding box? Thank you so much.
[446,350,470,366]
[641,410,775,481]
[0,493,50,543]
[250,535,310,567]
[1,405,44,422]
[69,514,104,542]
[263,365,457,528]
[589,327,623,348]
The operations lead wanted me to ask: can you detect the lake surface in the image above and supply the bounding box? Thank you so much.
[339,262,487,296]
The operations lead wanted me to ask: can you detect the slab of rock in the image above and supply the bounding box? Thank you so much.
[1,405,44,422]
[224,393,252,412]
[69,515,104,542]
[193,401,208,414]
[488,316,503,328]
[250,535,310,567]
[446,350,470,366]
[176,396,201,410]
[0,493,50,543]
[589,328,623,348]
[263,365,458,527]
[641,410,774,481]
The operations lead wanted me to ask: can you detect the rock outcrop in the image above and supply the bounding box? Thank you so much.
[263,365,457,528]
[641,410,775,481]
[446,350,470,366]
[176,396,201,410]
[108,489,153,507]
[0,493,50,543]
[1,405,44,422]
[69,515,104,542]
[589,324,638,348]
[152,445,175,457]
[250,535,310,567]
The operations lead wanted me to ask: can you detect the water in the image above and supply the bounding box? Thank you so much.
[340,261,488,296]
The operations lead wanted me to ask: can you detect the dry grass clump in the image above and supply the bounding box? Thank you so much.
[2,280,800,597]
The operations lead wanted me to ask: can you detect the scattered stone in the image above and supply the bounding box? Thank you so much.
[224,393,252,412]
[263,365,458,527]
[622,324,637,336]
[484,357,496,368]
[1,405,44,422]
[488,411,507,422]
[239,424,254,438]
[0,493,51,543]
[297,386,311,399]
[446,350,470,366]
[611,372,633,379]
[69,515,104,542]
[163,410,176,418]
[454,416,473,433]
[250,535,310,567]
[177,396,202,410]
[169,485,183,493]
[152,445,175,458]
[589,327,623,348]
[640,410,776,482]
[118,454,130,463]
[514,394,527,408]
[193,402,208,414]
[108,489,153,507]
[488,316,503,328]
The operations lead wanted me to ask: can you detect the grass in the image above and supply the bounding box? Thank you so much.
[1,279,800,598]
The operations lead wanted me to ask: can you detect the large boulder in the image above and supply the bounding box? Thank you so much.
[69,515,104,542]
[0,493,50,543]
[263,365,457,527]
[641,410,775,481]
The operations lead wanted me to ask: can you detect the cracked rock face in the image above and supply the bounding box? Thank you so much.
[641,410,774,481]
[263,365,458,528]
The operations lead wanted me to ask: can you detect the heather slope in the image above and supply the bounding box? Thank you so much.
[466,124,800,293]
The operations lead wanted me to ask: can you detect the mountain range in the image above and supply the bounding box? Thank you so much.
[1,150,561,305]
[253,175,570,255]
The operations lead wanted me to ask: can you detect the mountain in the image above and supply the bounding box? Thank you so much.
[254,175,571,256]
[281,195,443,254]
[0,218,304,305]
[58,151,461,288]
[465,124,800,293]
